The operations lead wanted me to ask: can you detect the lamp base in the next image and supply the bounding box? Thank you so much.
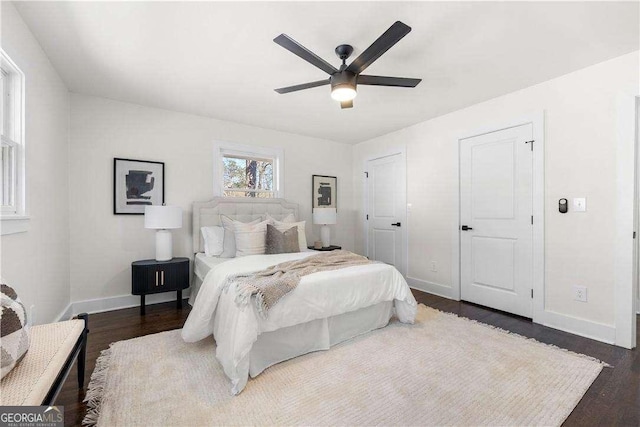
[155,229,173,261]
[320,225,331,248]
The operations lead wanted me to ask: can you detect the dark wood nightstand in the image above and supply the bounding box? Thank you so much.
[307,245,342,251]
[131,257,189,315]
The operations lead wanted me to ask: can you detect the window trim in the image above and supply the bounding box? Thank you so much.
[213,141,284,198]
[1,49,28,235]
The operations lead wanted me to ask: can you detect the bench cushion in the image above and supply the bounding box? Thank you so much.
[0,319,84,406]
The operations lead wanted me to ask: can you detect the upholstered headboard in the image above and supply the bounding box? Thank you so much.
[192,197,299,253]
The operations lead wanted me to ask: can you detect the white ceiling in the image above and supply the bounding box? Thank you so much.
[13,1,639,144]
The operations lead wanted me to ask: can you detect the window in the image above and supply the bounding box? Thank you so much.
[223,154,274,198]
[214,142,283,198]
[1,49,26,230]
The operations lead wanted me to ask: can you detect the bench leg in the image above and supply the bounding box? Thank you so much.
[77,313,89,389]
[78,341,86,389]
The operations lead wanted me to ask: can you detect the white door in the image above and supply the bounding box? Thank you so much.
[460,124,534,318]
[367,153,405,275]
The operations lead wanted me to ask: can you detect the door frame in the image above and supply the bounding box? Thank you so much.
[451,112,545,323]
[636,96,640,318]
[363,147,408,277]
[631,95,640,328]
[614,93,638,349]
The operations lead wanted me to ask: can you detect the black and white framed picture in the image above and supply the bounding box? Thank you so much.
[113,158,164,215]
[312,175,337,209]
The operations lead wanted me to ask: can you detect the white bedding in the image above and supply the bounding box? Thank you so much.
[194,253,231,282]
[181,251,417,394]
[189,254,232,306]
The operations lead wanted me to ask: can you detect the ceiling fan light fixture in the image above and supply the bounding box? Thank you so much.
[330,71,357,102]
[273,21,421,108]
[331,85,357,102]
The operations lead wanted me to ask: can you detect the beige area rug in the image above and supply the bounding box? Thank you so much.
[84,305,606,426]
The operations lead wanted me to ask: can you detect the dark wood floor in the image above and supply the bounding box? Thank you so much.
[58,290,639,426]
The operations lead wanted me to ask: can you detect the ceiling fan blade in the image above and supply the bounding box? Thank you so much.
[274,79,330,94]
[340,100,353,109]
[274,34,338,75]
[358,75,421,87]
[346,21,411,75]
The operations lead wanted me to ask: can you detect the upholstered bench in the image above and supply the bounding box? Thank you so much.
[0,313,89,406]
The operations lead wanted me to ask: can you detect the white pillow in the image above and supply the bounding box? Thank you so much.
[266,212,296,223]
[272,219,308,252]
[220,216,262,258]
[201,226,224,257]
[234,219,272,257]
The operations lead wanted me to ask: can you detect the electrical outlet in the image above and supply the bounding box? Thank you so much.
[573,285,588,302]
[430,261,438,272]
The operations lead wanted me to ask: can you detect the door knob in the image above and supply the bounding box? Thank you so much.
[391,222,401,227]
[461,225,473,231]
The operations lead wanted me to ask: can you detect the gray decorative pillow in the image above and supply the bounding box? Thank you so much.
[1,284,30,379]
[265,224,299,254]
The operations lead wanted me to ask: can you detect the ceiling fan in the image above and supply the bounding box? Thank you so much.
[273,21,422,109]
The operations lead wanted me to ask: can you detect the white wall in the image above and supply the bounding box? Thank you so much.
[0,2,71,323]
[353,52,639,332]
[69,94,354,303]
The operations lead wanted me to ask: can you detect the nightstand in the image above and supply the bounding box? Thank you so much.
[307,245,342,251]
[131,257,189,315]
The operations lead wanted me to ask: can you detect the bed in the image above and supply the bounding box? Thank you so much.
[182,197,417,394]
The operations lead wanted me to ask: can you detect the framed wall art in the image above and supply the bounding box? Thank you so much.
[312,175,337,209]
[113,158,164,215]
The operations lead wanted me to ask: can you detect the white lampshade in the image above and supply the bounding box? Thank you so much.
[144,206,183,229]
[313,208,337,225]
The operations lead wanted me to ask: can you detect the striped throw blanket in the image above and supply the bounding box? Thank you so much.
[231,250,372,318]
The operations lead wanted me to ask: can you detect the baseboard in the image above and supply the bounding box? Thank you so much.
[55,302,73,322]
[407,277,453,299]
[406,283,617,345]
[69,290,191,317]
[542,310,616,345]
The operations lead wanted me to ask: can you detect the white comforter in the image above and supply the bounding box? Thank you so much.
[181,251,417,394]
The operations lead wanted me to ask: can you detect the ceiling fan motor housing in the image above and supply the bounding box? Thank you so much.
[330,70,357,91]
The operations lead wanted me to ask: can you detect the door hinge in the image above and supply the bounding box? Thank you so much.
[525,140,534,151]
[366,214,369,220]
[531,289,534,298]
[634,231,637,239]
[531,215,533,225]
[365,171,369,178]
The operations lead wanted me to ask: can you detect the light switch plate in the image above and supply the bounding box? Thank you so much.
[573,197,586,212]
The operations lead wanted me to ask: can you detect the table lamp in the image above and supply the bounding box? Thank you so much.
[144,205,183,261]
[313,207,337,248]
